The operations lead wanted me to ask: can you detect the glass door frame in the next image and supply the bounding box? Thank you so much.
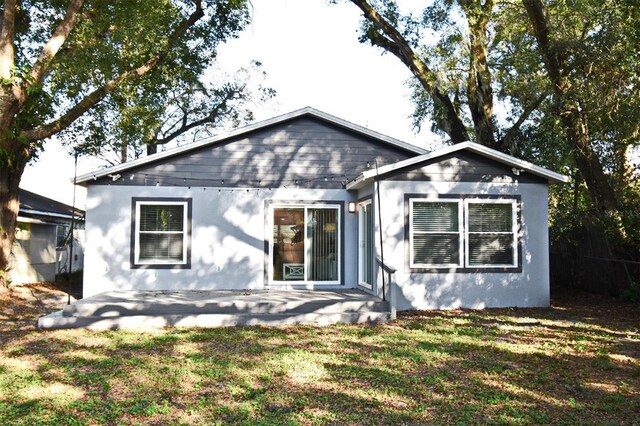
[268,202,342,287]
[358,199,374,290]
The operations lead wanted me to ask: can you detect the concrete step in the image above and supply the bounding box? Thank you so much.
[62,299,389,317]
[38,310,391,330]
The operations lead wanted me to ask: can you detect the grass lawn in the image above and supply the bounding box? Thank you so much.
[1,284,638,425]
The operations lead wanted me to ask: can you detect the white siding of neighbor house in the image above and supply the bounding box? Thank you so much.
[83,185,359,298]
[10,223,57,284]
[366,180,550,310]
[10,223,85,285]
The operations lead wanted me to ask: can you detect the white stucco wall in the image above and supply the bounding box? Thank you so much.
[372,180,550,310]
[83,185,358,297]
[85,180,551,308]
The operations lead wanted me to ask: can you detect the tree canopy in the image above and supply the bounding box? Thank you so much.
[0,0,262,279]
[348,0,639,240]
[71,60,275,165]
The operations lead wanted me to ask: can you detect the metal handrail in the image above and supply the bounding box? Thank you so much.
[376,255,397,274]
[376,255,397,320]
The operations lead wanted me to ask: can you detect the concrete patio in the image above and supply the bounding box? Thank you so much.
[37,289,391,330]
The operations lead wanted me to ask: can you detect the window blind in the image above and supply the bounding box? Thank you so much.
[412,202,460,266]
[307,208,338,281]
[139,233,184,262]
[467,203,515,266]
[138,204,186,263]
[468,203,512,232]
[413,202,458,232]
[139,205,184,232]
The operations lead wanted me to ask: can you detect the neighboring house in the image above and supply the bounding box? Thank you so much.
[76,107,567,310]
[10,189,84,284]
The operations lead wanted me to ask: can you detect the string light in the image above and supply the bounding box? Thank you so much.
[124,173,355,188]
[97,159,375,193]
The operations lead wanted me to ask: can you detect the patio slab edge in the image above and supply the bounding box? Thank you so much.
[37,310,391,330]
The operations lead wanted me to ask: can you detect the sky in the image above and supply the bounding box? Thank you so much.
[20,0,440,208]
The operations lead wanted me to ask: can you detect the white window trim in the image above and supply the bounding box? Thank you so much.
[134,200,189,266]
[358,199,373,290]
[409,198,464,269]
[464,198,518,268]
[269,203,342,286]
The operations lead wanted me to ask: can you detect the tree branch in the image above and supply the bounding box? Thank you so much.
[151,88,240,148]
[499,93,547,152]
[522,0,564,88]
[350,0,470,143]
[28,0,85,87]
[20,0,204,143]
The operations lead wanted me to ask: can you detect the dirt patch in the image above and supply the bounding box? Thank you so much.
[0,282,73,332]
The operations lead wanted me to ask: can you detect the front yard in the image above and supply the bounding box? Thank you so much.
[1,283,638,425]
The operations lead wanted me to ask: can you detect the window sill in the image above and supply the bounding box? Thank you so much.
[408,265,522,274]
[131,262,191,270]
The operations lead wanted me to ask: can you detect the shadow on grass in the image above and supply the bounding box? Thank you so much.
[1,288,639,425]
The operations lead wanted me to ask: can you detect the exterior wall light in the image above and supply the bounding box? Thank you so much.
[348,202,356,213]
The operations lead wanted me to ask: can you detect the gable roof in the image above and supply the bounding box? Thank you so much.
[346,141,569,189]
[19,189,84,220]
[75,107,427,185]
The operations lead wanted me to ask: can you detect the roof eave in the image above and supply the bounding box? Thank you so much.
[463,143,569,183]
[346,142,569,187]
[19,208,78,220]
[345,175,369,191]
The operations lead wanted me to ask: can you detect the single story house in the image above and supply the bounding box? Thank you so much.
[10,189,84,284]
[75,107,567,311]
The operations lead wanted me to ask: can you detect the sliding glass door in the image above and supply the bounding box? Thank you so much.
[358,200,373,289]
[271,205,340,284]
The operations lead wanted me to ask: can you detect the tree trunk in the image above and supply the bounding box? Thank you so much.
[146,141,157,156]
[463,0,497,149]
[120,139,128,163]
[523,0,619,217]
[613,142,633,191]
[560,104,618,214]
[0,148,27,283]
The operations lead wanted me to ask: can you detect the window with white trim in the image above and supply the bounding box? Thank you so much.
[465,200,517,267]
[409,197,518,269]
[133,200,190,266]
[410,199,463,268]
